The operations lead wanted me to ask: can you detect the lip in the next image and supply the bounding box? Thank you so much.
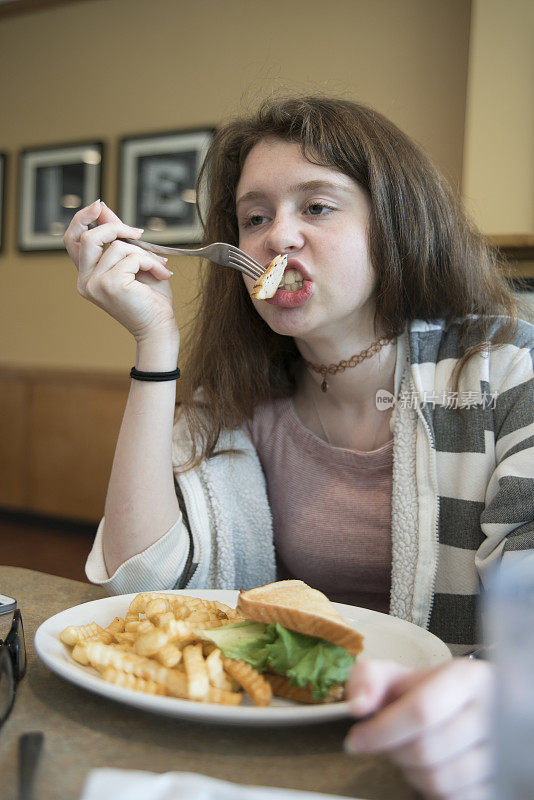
[258,258,314,308]
[265,279,314,308]
[261,257,314,308]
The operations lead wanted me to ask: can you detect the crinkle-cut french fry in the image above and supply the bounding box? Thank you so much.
[72,642,90,665]
[133,628,169,657]
[155,643,182,668]
[189,611,222,626]
[60,592,274,708]
[222,658,273,707]
[153,611,175,628]
[101,666,165,695]
[124,611,139,626]
[183,643,210,700]
[207,686,243,705]
[213,601,234,615]
[145,598,174,619]
[129,592,178,614]
[215,603,244,621]
[113,631,136,648]
[106,617,125,635]
[172,604,197,621]
[172,595,204,610]
[166,668,189,699]
[82,641,171,685]
[159,619,199,647]
[87,627,116,645]
[205,648,235,692]
[172,597,216,620]
[137,619,156,636]
[60,622,103,646]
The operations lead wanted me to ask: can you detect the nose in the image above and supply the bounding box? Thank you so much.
[264,211,305,257]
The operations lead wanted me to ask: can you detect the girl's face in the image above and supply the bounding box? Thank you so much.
[236,138,377,344]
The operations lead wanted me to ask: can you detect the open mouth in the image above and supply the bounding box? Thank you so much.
[277,268,304,292]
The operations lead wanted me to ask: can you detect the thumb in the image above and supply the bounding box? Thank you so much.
[347,659,432,718]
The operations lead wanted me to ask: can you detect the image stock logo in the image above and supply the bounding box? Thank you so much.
[375,389,395,411]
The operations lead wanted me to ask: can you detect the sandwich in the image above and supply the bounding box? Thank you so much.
[198,580,364,703]
[250,254,288,299]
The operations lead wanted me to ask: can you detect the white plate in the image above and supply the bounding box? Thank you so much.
[34,590,451,726]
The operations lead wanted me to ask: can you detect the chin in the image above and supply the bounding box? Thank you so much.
[260,310,317,340]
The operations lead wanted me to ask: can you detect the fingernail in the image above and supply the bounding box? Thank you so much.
[159,257,168,262]
[167,270,174,276]
[133,227,144,234]
[350,690,371,714]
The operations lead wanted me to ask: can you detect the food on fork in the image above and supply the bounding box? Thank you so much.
[58,581,363,706]
[250,254,287,299]
[198,580,364,703]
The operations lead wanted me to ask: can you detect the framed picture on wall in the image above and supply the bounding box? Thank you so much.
[18,141,103,252]
[119,128,214,245]
[0,154,5,253]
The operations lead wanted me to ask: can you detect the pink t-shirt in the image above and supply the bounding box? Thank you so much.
[242,397,393,612]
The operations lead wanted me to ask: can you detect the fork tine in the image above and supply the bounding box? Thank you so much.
[227,254,261,280]
[227,246,264,276]
[229,255,263,278]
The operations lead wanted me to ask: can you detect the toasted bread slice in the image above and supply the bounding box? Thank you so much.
[265,673,345,704]
[237,580,364,656]
[250,254,287,299]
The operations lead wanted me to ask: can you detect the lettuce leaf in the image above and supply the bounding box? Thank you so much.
[197,621,274,670]
[198,620,356,701]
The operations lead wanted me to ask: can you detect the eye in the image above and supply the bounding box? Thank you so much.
[241,214,268,228]
[304,202,334,216]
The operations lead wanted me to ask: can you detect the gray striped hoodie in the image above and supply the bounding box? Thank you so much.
[86,317,534,654]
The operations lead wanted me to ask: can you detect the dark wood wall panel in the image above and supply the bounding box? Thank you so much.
[0,368,129,523]
[0,373,30,508]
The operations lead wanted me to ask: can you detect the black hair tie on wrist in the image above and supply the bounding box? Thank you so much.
[130,367,181,382]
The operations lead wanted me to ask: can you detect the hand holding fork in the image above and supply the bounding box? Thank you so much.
[63,201,263,346]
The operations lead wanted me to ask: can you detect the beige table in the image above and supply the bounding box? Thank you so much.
[0,566,418,800]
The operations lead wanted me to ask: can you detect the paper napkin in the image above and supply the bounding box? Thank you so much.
[79,769,356,800]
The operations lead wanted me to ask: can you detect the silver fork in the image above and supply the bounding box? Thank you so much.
[119,239,264,280]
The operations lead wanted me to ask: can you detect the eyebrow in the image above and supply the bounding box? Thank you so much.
[236,179,353,207]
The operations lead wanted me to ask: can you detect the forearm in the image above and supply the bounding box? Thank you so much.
[103,332,181,575]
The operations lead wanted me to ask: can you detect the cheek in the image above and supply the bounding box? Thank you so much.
[332,234,374,286]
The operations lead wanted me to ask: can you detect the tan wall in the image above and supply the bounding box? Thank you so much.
[0,0,471,371]
[463,0,534,235]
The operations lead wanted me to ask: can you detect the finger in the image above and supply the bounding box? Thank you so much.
[77,221,145,279]
[346,659,416,716]
[121,252,173,281]
[345,659,492,752]
[63,199,102,255]
[93,239,169,277]
[108,252,172,283]
[96,200,127,225]
[401,742,492,799]
[91,253,173,290]
[390,699,490,768]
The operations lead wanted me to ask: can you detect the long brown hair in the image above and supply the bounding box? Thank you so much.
[178,95,518,469]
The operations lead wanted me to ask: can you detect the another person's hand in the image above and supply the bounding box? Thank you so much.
[344,658,493,800]
[63,200,178,343]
